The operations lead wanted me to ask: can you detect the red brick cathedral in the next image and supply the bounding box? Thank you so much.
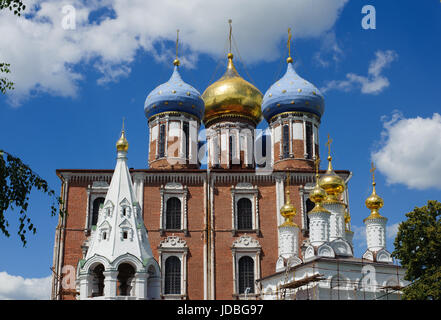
[51,35,353,300]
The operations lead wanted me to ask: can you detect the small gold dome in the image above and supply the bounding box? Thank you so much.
[116,130,129,152]
[364,181,387,222]
[365,182,383,210]
[319,156,345,201]
[202,53,263,126]
[309,182,327,204]
[279,182,297,227]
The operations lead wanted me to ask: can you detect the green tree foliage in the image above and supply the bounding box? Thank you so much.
[0,0,26,16]
[392,200,441,300]
[0,0,25,94]
[0,150,65,246]
[0,63,14,94]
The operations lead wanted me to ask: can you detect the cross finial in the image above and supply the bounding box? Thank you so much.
[176,29,179,60]
[228,19,233,53]
[173,29,180,66]
[314,157,321,177]
[287,27,292,58]
[370,161,376,184]
[122,117,125,132]
[326,134,333,158]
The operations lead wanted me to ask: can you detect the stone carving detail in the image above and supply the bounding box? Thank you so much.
[330,239,353,257]
[232,235,261,249]
[159,235,188,249]
[317,243,335,258]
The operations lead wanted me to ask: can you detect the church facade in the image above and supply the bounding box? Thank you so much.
[51,32,407,300]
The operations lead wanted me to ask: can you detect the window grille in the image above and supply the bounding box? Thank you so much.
[164,256,181,294]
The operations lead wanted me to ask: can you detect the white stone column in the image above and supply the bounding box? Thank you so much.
[134,272,148,300]
[278,226,299,258]
[365,218,387,252]
[103,270,118,298]
[323,202,346,241]
[78,273,92,300]
[308,210,330,246]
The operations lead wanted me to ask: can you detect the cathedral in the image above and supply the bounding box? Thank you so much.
[50,28,407,300]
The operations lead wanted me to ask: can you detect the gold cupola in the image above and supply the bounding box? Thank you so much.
[116,120,129,152]
[202,21,263,127]
[309,158,330,214]
[364,162,386,221]
[280,173,297,227]
[319,135,346,202]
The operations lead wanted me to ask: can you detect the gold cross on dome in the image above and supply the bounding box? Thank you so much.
[287,27,292,58]
[175,29,179,60]
[370,161,376,183]
[314,157,321,176]
[325,134,333,157]
[122,117,125,132]
[228,19,233,53]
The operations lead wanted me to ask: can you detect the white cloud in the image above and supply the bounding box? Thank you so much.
[321,50,398,94]
[313,31,344,68]
[386,222,400,240]
[372,112,441,190]
[0,0,348,105]
[0,272,51,300]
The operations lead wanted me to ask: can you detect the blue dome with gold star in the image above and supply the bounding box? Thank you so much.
[144,64,204,121]
[261,61,325,122]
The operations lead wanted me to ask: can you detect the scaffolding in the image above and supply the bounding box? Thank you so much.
[269,259,405,300]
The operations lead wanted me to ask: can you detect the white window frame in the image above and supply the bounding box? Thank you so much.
[160,182,188,235]
[231,183,259,235]
[231,235,261,299]
[158,236,188,300]
[85,181,109,232]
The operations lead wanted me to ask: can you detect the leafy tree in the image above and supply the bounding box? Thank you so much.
[0,0,26,94]
[392,200,441,300]
[0,150,65,246]
[0,2,65,246]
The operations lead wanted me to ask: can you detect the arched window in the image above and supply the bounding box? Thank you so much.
[305,198,314,230]
[305,122,313,159]
[117,263,135,296]
[158,123,166,158]
[282,124,290,159]
[183,122,189,159]
[237,198,253,230]
[164,256,181,295]
[92,197,105,226]
[166,197,181,230]
[229,135,234,165]
[91,264,105,297]
[238,256,254,294]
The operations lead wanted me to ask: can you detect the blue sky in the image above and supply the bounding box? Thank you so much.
[0,0,440,298]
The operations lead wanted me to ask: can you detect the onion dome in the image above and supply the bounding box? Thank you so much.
[319,155,346,202]
[308,172,330,214]
[144,60,204,121]
[202,53,263,127]
[261,59,324,123]
[364,181,386,222]
[116,129,129,152]
[280,174,297,227]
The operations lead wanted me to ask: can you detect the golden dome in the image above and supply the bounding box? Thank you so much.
[279,173,297,227]
[202,53,263,127]
[319,156,345,202]
[308,170,330,214]
[309,182,327,204]
[116,130,129,152]
[364,182,386,221]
